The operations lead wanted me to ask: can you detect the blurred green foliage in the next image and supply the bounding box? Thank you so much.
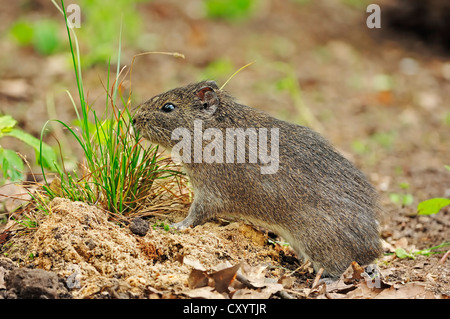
[198,58,235,83]
[10,19,62,55]
[76,0,145,66]
[351,130,397,156]
[341,0,373,9]
[389,182,414,207]
[9,0,146,65]
[443,111,450,126]
[205,0,256,20]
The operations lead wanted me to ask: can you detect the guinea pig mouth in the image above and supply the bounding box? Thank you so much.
[137,125,169,146]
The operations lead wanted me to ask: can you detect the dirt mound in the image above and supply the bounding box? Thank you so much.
[5,198,283,298]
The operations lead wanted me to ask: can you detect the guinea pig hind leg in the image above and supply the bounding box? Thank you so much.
[171,199,212,230]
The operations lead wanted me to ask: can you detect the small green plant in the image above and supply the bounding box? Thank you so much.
[12,215,38,229]
[153,222,171,232]
[395,242,450,259]
[416,165,450,215]
[389,182,414,207]
[39,1,182,216]
[0,115,57,183]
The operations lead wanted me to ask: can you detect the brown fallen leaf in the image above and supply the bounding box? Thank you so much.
[232,282,284,299]
[209,263,241,293]
[184,260,283,299]
[376,283,436,299]
[278,275,296,289]
[183,256,206,271]
[345,280,391,299]
[184,286,227,299]
[343,261,365,284]
[325,262,390,298]
[347,281,437,299]
[188,268,209,289]
[233,263,283,299]
[237,263,269,288]
[186,260,241,294]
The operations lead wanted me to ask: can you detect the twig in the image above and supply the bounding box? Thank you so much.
[439,250,450,264]
[287,260,311,276]
[311,267,324,289]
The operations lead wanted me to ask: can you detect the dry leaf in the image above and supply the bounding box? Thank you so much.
[209,263,240,293]
[237,263,268,288]
[379,283,436,299]
[184,261,283,299]
[278,275,295,289]
[394,237,409,249]
[232,282,283,299]
[188,269,209,289]
[184,286,226,299]
[183,257,206,271]
[342,261,365,284]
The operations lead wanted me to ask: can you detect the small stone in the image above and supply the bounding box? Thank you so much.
[129,218,149,236]
[5,267,71,299]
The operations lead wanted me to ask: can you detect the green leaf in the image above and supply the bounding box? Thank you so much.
[395,248,414,259]
[0,148,25,182]
[417,198,450,215]
[445,165,450,172]
[0,115,18,135]
[389,192,414,206]
[3,128,57,169]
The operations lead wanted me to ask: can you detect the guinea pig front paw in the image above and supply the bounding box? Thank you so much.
[171,219,192,230]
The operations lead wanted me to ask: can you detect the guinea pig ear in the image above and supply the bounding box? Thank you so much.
[196,85,219,110]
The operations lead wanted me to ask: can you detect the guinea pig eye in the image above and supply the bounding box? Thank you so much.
[161,103,175,113]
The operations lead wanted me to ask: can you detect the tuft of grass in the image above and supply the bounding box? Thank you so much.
[38,0,184,216]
